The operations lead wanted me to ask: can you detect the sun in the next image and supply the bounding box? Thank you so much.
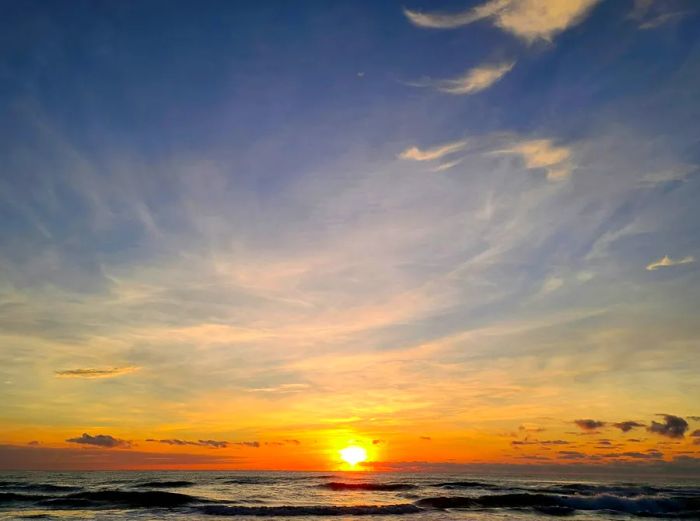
[339,445,367,466]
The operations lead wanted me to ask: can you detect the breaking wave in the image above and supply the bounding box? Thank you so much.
[199,504,422,516]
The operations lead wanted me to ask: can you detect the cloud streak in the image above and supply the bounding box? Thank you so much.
[399,140,468,161]
[646,255,695,271]
[411,62,515,95]
[146,438,230,448]
[55,367,140,379]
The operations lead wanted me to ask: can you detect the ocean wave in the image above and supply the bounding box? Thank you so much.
[0,492,50,503]
[39,489,200,508]
[132,480,195,488]
[0,482,80,493]
[199,503,422,516]
[321,482,416,491]
[540,483,663,497]
[222,477,281,485]
[416,493,700,517]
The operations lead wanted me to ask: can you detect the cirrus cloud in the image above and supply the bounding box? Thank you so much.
[399,140,468,161]
[410,62,515,95]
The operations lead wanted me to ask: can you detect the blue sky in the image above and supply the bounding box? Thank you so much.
[1,0,700,470]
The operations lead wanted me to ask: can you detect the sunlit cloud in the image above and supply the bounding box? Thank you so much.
[492,138,573,181]
[398,140,468,161]
[55,366,140,379]
[645,255,695,271]
[404,0,600,42]
[410,62,515,95]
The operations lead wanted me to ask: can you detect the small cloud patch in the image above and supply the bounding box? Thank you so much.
[648,414,689,439]
[66,433,131,449]
[574,419,605,431]
[613,421,645,432]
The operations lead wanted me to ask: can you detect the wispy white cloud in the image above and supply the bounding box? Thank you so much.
[492,138,573,181]
[404,0,600,42]
[640,164,695,186]
[432,159,463,172]
[411,62,515,95]
[399,140,468,161]
[646,255,695,271]
[628,0,692,30]
[540,276,564,294]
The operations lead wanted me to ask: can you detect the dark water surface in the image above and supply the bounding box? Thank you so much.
[1,470,699,520]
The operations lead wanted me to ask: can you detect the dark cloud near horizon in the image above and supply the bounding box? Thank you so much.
[512,440,569,447]
[648,414,688,439]
[66,433,131,449]
[558,450,586,459]
[687,417,700,422]
[420,436,432,441]
[691,429,700,444]
[146,438,230,448]
[0,444,236,470]
[603,450,664,460]
[233,441,260,448]
[574,419,605,431]
[613,421,645,432]
[200,439,229,448]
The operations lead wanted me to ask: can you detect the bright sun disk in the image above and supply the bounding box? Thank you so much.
[339,446,367,466]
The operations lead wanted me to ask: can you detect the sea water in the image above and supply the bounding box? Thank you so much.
[1,470,699,520]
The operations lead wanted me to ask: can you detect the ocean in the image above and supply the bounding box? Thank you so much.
[1,470,699,520]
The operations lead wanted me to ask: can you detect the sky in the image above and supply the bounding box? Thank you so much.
[1,0,699,473]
